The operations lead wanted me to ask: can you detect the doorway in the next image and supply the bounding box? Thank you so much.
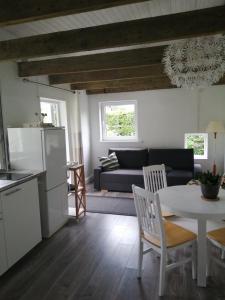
[40,97,70,162]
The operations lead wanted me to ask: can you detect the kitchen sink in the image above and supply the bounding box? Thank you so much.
[0,173,32,181]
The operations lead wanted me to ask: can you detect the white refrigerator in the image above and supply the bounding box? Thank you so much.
[7,127,69,238]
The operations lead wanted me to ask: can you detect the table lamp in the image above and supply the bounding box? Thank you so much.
[206,121,225,175]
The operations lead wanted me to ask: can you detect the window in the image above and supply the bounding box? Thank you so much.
[99,100,138,141]
[40,99,60,127]
[40,97,70,161]
[184,133,208,159]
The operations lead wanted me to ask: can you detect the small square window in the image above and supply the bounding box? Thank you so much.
[184,133,208,159]
[99,100,138,142]
[40,99,60,127]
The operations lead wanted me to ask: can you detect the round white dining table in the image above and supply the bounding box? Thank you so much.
[157,185,225,287]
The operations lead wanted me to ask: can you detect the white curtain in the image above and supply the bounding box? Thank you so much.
[66,92,83,164]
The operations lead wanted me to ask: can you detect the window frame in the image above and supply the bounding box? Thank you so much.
[40,97,70,161]
[40,98,61,127]
[99,100,138,142]
[184,133,208,160]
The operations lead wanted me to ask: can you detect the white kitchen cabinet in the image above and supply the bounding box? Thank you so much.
[0,219,7,275]
[2,179,42,267]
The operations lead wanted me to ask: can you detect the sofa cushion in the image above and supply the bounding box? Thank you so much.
[167,170,193,186]
[108,148,148,169]
[149,149,194,171]
[100,169,144,185]
[99,152,120,171]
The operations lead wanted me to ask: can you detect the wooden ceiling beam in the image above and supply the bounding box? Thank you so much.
[86,84,173,94]
[70,76,174,90]
[49,65,165,84]
[3,5,225,61]
[19,46,165,77]
[85,75,225,94]
[0,0,149,27]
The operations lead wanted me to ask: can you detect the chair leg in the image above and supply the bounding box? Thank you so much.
[137,240,143,278]
[207,240,211,277]
[159,252,166,296]
[192,241,197,280]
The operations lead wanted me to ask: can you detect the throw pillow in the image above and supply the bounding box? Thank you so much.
[221,174,225,189]
[99,152,120,171]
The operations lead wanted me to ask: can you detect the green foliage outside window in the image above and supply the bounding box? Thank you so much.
[105,111,135,137]
[186,134,204,155]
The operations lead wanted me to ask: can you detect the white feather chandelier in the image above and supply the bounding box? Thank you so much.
[162,36,225,88]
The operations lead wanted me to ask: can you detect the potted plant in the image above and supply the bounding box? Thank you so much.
[198,171,221,200]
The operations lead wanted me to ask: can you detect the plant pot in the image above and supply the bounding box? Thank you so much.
[201,183,220,200]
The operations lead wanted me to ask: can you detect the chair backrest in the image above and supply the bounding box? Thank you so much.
[132,185,166,248]
[143,164,167,193]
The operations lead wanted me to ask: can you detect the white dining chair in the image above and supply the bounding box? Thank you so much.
[143,164,173,217]
[132,185,197,296]
[207,227,225,273]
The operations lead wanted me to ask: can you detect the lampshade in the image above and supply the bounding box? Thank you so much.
[206,121,225,133]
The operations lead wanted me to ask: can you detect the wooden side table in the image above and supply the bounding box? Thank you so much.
[69,164,86,219]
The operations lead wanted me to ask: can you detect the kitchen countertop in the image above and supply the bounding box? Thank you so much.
[0,170,46,193]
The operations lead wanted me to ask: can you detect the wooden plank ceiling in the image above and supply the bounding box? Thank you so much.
[1,0,225,94]
[0,0,149,26]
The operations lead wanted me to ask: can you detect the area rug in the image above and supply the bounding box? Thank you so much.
[86,190,133,199]
[86,195,136,216]
[85,182,133,199]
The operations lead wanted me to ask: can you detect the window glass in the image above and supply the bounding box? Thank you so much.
[40,101,60,127]
[100,101,138,141]
[40,98,70,161]
[184,133,208,159]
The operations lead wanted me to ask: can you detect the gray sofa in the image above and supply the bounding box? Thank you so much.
[94,148,202,192]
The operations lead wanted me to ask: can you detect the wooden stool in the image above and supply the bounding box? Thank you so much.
[69,164,86,219]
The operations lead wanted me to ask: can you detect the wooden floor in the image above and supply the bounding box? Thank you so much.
[0,213,225,300]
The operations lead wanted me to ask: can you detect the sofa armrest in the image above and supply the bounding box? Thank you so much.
[194,163,202,178]
[94,167,103,190]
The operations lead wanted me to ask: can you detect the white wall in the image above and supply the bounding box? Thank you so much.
[0,61,78,165]
[198,87,225,172]
[88,86,225,174]
[0,62,41,127]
